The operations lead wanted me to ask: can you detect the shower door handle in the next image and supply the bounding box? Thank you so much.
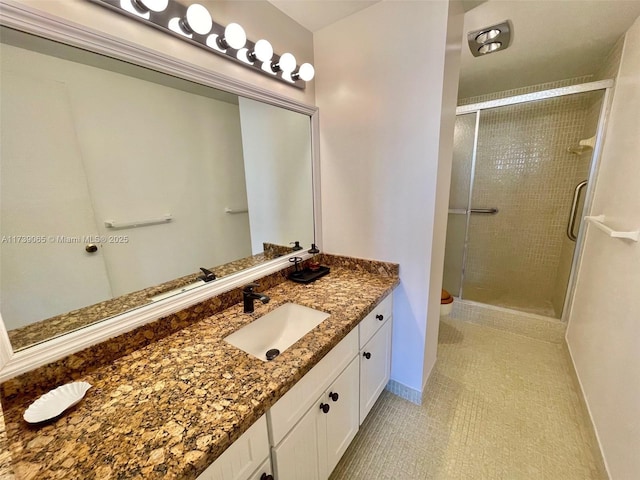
[567,180,588,242]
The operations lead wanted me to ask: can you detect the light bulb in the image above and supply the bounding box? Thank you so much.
[274,52,296,74]
[295,63,315,81]
[131,0,168,12]
[478,42,501,55]
[180,4,212,35]
[121,0,149,18]
[224,23,246,50]
[475,29,500,44]
[250,39,273,63]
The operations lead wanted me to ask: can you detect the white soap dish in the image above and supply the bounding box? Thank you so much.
[23,381,92,424]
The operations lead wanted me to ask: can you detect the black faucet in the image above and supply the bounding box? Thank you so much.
[198,267,216,282]
[243,283,270,313]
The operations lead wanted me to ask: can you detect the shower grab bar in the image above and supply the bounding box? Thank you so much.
[567,181,588,241]
[448,208,499,215]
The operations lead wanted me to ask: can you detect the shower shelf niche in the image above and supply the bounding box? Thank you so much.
[584,215,639,242]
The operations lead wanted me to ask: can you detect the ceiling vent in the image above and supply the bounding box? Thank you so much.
[468,20,512,57]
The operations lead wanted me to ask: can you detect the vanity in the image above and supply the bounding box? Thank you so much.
[0,255,398,479]
[0,3,399,478]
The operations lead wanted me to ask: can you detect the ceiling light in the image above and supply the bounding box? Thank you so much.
[468,20,511,57]
[475,29,500,44]
[478,42,502,55]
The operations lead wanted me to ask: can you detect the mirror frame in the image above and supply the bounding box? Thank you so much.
[0,0,322,381]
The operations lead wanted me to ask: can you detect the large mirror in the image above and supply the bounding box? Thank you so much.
[0,25,315,355]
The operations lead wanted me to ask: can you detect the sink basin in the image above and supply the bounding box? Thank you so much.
[224,303,330,361]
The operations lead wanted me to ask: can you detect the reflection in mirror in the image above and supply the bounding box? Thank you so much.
[0,26,314,353]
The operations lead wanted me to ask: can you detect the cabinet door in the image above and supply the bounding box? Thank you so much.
[248,459,274,480]
[322,357,360,478]
[197,416,270,480]
[272,404,321,480]
[360,318,392,424]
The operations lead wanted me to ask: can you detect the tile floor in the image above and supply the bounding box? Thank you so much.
[330,301,607,480]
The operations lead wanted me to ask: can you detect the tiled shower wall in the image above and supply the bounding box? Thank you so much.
[550,37,624,315]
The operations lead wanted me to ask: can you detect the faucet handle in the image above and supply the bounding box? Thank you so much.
[199,267,216,282]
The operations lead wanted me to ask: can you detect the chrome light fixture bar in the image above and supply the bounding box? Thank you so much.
[89,0,315,88]
[467,20,512,57]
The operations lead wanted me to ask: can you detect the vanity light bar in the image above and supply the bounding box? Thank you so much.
[88,0,315,89]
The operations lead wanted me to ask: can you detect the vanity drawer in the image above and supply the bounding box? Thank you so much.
[268,328,358,446]
[358,293,393,348]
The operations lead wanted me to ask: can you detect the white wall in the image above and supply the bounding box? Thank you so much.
[12,0,315,106]
[238,97,314,253]
[424,0,464,387]
[566,17,640,480]
[0,58,114,328]
[314,0,462,396]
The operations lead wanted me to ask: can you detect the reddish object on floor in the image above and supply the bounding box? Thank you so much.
[441,289,454,304]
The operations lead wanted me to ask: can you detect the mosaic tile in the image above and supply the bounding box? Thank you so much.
[331,305,607,480]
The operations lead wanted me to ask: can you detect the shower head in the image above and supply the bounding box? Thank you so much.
[567,145,592,155]
[567,135,596,155]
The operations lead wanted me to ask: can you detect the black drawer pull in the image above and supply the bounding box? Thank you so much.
[329,392,339,402]
[320,403,330,413]
[363,352,371,359]
[376,314,384,321]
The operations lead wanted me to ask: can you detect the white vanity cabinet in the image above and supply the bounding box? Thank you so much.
[272,358,359,480]
[199,292,394,480]
[196,415,273,480]
[359,293,393,424]
[268,329,359,480]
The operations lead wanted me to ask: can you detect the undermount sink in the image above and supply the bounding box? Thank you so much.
[224,303,330,361]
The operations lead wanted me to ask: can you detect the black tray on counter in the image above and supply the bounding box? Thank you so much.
[287,266,330,284]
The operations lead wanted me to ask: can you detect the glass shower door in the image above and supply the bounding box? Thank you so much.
[460,90,604,318]
[442,112,476,297]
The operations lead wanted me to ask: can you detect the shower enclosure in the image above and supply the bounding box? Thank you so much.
[443,81,611,319]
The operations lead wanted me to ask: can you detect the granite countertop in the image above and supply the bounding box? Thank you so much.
[1,259,399,479]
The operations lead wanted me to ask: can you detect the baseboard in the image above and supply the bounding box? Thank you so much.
[564,338,611,479]
[385,379,422,405]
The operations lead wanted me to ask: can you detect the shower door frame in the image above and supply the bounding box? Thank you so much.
[453,79,613,321]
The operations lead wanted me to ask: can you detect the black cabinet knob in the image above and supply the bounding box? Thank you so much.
[320,403,330,413]
[363,352,371,359]
[376,314,384,321]
[329,392,339,402]
[260,474,274,480]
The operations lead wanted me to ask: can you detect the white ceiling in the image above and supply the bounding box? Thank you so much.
[267,1,640,100]
[267,0,380,32]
